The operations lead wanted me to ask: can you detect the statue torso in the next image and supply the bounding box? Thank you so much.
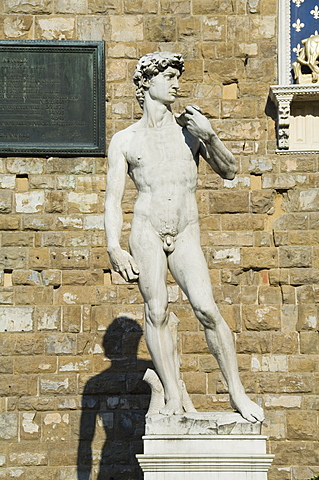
[123,122,200,236]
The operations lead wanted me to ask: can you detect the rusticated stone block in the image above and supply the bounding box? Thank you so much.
[58,356,92,373]
[274,213,309,231]
[0,288,14,305]
[35,16,75,39]
[0,333,44,356]
[290,268,319,285]
[67,192,98,214]
[0,413,18,440]
[89,0,121,13]
[279,246,312,268]
[15,191,44,213]
[242,247,278,269]
[110,15,143,41]
[209,247,241,267]
[264,395,302,409]
[258,286,282,304]
[0,174,15,189]
[4,0,52,13]
[0,247,26,269]
[251,189,275,214]
[9,443,48,465]
[209,191,249,213]
[50,248,90,270]
[0,214,20,230]
[297,304,318,331]
[222,214,264,231]
[14,286,53,305]
[281,285,295,304]
[55,0,86,13]
[278,374,313,393]
[16,397,56,411]
[193,0,233,14]
[202,16,226,41]
[44,191,66,214]
[23,214,55,231]
[0,306,33,332]
[270,440,319,465]
[106,59,127,82]
[144,16,176,42]
[296,285,318,303]
[2,232,34,247]
[272,332,299,354]
[300,332,319,354]
[0,191,12,213]
[242,305,281,330]
[28,248,50,270]
[91,305,113,332]
[0,358,13,374]
[6,158,43,174]
[41,270,61,287]
[288,355,319,372]
[161,0,190,13]
[36,306,61,331]
[20,412,41,440]
[54,286,97,305]
[40,374,77,395]
[14,356,56,374]
[45,334,77,355]
[292,468,319,480]
[181,332,210,354]
[0,374,37,396]
[235,332,272,354]
[61,270,103,286]
[262,410,285,440]
[43,412,71,442]
[62,305,81,333]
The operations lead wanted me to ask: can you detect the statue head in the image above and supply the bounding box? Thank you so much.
[133,51,185,108]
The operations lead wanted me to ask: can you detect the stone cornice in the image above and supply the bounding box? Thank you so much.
[270,84,319,103]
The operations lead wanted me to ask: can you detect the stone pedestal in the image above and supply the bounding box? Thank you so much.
[136,412,274,480]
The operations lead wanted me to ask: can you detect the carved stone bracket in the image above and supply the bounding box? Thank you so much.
[269,84,319,151]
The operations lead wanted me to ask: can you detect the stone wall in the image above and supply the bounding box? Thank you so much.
[0,1,319,479]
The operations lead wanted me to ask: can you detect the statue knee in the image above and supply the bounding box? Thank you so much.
[193,304,220,329]
[146,303,168,327]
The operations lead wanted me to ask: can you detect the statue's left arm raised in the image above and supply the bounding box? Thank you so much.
[104,131,140,282]
[179,105,237,180]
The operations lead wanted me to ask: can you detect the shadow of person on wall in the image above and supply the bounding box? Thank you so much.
[77,317,153,480]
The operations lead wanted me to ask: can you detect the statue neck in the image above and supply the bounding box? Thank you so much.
[140,95,176,128]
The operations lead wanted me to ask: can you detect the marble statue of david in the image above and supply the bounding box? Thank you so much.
[104,52,264,423]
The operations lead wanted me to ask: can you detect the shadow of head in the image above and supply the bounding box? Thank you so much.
[103,316,143,361]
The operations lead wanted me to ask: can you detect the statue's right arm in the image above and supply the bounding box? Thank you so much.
[104,133,139,282]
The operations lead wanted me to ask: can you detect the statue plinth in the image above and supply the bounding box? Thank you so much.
[137,412,274,480]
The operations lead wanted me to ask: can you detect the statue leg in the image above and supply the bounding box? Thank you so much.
[168,224,264,423]
[130,224,183,414]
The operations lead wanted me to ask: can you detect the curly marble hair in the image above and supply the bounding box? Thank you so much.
[133,51,185,108]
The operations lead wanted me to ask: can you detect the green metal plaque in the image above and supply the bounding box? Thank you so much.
[0,40,105,156]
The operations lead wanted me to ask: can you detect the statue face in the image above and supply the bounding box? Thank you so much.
[148,66,180,105]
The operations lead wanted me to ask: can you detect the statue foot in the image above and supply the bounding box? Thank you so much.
[230,392,264,423]
[160,398,183,415]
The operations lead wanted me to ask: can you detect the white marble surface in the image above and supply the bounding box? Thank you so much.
[145,411,262,435]
[137,412,274,480]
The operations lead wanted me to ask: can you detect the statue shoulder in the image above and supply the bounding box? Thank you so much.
[111,124,135,141]
[109,123,138,154]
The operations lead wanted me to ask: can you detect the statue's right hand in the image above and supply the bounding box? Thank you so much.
[107,247,139,282]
